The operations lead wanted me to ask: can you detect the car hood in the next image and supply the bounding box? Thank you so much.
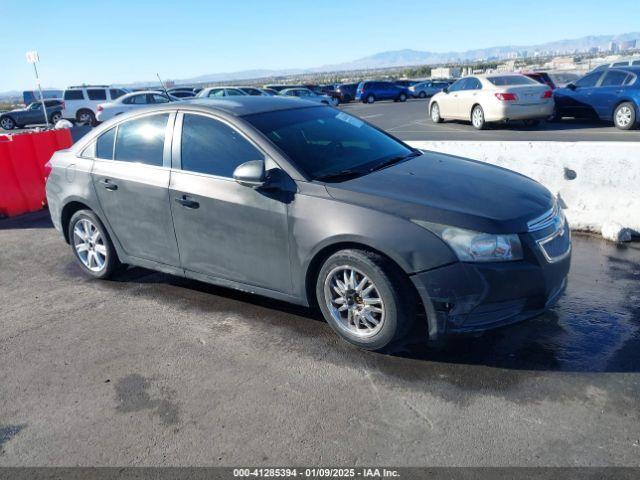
[324,151,553,234]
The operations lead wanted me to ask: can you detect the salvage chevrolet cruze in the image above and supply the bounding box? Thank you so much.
[46,97,571,350]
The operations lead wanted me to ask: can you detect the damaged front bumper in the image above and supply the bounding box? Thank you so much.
[411,231,571,340]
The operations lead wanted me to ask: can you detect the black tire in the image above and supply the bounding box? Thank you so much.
[430,103,443,123]
[76,109,96,126]
[365,94,375,104]
[315,249,416,351]
[399,93,407,102]
[523,119,540,127]
[613,102,636,130]
[418,91,427,99]
[50,112,62,124]
[0,116,16,130]
[68,210,120,279]
[471,105,486,130]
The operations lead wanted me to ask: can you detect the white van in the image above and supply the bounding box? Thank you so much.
[61,85,129,125]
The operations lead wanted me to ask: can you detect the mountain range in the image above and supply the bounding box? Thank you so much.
[3,32,640,98]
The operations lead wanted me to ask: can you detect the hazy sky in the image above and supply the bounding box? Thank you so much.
[4,0,640,91]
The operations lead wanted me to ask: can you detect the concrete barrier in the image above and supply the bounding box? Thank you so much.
[408,141,640,240]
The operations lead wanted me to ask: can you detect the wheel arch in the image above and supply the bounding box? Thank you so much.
[60,200,96,243]
[611,98,637,118]
[303,240,417,310]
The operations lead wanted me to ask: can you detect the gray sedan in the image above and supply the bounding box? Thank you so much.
[408,81,451,98]
[0,99,63,130]
[46,97,571,351]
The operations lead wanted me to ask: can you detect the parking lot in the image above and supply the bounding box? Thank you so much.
[1,210,639,466]
[340,99,640,142]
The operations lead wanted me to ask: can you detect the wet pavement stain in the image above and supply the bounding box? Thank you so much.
[0,425,26,453]
[114,374,181,426]
[72,233,640,409]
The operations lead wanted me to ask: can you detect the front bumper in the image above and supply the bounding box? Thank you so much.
[410,229,571,339]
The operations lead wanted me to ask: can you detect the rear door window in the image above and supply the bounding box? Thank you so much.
[87,89,107,101]
[114,114,169,166]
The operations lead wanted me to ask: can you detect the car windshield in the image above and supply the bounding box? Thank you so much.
[245,106,415,181]
[487,75,538,86]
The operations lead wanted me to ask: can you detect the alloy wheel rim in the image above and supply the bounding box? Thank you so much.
[73,219,107,272]
[473,108,483,127]
[616,107,632,127]
[1,118,13,129]
[79,113,91,123]
[324,265,385,338]
[431,105,439,122]
[52,114,61,123]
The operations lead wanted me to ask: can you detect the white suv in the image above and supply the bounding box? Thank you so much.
[61,86,129,125]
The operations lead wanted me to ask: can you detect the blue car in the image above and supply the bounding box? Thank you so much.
[553,66,640,130]
[355,81,409,104]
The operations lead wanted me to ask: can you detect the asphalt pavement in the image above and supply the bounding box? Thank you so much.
[1,210,639,466]
[339,99,640,142]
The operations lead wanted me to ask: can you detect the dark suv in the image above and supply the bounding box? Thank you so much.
[334,83,358,103]
[0,99,64,130]
[355,81,409,104]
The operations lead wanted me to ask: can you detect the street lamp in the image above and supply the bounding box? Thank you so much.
[25,51,50,128]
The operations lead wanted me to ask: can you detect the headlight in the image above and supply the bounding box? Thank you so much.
[413,220,523,262]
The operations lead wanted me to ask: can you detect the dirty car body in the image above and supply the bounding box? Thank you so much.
[46,97,571,350]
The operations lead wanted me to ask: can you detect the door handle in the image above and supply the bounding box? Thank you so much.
[99,179,118,191]
[175,195,199,209]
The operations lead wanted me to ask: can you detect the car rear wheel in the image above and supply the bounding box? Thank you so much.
[471,105,486,130]
[316,249,415,351]
[68,210,120,279]
[366,95,375,104]
[614,102,636,130]
[50,112,62,124]
[76,110,96,126]
[418,91,427,99]
[0,116,15,130]
[430,103,443,123]
[399,93,407,102]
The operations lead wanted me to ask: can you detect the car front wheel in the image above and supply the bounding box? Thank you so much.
[430,103,443,123]
[614,102,636,130]
[50,112,62,124]
[366,95,375,104]
[399,93,407,102]
[316,249,415,351]
[68,210,120,279]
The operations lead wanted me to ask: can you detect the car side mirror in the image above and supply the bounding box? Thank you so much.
[442,87,449,94]
[233,160,266,188]
[566,83,576,90]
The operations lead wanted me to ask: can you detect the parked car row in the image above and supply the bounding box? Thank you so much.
[428,67,640,131]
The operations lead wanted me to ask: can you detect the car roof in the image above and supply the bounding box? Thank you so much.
[175,96,320,116]
[610,66,640,73]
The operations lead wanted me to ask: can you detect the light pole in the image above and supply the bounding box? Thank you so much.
[25,51,50,128]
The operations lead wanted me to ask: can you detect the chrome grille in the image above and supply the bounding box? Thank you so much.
[527,204,558,232]
[534,210,571,263]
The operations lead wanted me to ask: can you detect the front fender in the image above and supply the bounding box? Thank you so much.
[288,187,458,301]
